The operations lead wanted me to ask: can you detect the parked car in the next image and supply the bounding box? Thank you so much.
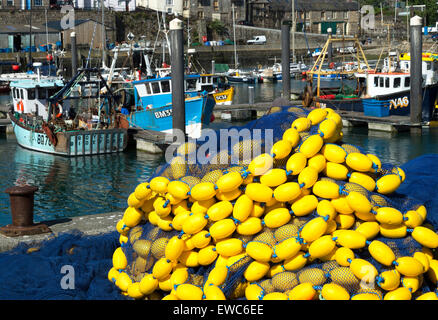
[247,35,266,45]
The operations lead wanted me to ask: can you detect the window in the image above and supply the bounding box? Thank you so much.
[385,77,390,88]
[186,79,197,91]
[28,89,35,100]
[198,11,204,19]
[213,0,219,10]
[38,88,47,99]
[145,83,152,95]
[151,82,160,94]
[427,62,432,70]
[6,0,13,6]
[344,11,349,19]
[374,76,379,87]
[19,89,23,99]
[161,80,170,93]
[405,77,410,87]
[166,0,173,5]
[379,77,384,87]
[34,0,42,6]
[394,77,401,88]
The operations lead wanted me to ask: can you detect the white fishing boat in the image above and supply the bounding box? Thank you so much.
[8,65,128,156]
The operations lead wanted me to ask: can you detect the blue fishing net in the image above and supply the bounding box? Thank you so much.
[0,106,437,300]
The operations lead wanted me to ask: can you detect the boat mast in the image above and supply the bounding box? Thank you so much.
[291,0,295,63]
[28,3,32,69]
[232,4,238,69]
[101,0,107,69]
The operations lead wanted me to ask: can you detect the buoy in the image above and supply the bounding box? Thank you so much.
[207,200,233,221]
[307,108,328,125]
[375,207,404,225]
[167,181,190,200]
[321,144,347,164]
[215,238,244,257]
[272,272,299,291]
[403,210,424,228]
[113,247,128,270]
[355,221,380,240]
[331,196,354,215]
[413,252,430,273]
[292,117,311,132]
[321,283,350,300]
[248,153,273,176]
[346,191,372,214]
[334,247,354,267]
[376,174,401,194]
[175,283,204,300]
[149,176,170,194]
[152,258,173,280]
[273,237,302,261]
[216,171,243,193]
[366,154,382,172]
[394,256,424,277]
[318,119,338,139]
[349,258,378,281]
[288,283,316,300]
[244,261,270,282]
[335,230,367,249]
[191,198,216,214]
[298,166,319,189]
[204,285,226,300]
[416,292,438,300]
[346,152,373,172]
[170,267,189,287]
[401,275,421,293]
[171,211,191,231]
[245,283,264,300]
[428,260,438,285]
[236,217,263,235]
[324,162,349,180]
[312,180,340,199]
[291,195,318,216]
[182,212,208,235]
[316,199,336,220]
[300,216,328,243]
[299,135,324,158]
[335,213,355,229]
[190,230,211,249]
[308,153,327,173]
[379,223,407,238]
[286,152,307,175]
[383,287,412,300]
[198,245,219,265]
[115,272,132,292]
[245,183,273,203]
[273,182,301,202]
[368,240,396,266]
[282,128,301,147]
[377,269,400,291]
[246,241,273,262]
[260,168,287,187]
[263,207,292,228]
[123,207,143,228]
[348,172,376,192]
[165,236,185,261]
[209,218,236,240]
[216,188,242,201]
[271,140,292,159]
[411,226,438,248]
[308,235,336,259]
[190,182,217,201]
[283,252,308,271]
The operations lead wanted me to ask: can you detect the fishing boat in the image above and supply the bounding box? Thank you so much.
[315,53,438,122]
[226,69,257,84]
[123,74,216,139]
[8,66,128,156]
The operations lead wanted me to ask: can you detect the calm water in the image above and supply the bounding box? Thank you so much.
[1,87,438,227]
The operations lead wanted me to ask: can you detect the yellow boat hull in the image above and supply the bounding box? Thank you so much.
[213,87,234,105]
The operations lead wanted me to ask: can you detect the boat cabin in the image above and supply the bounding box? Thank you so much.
[10,78,64,121]
[363,73,411,97]
[399,53,438,86]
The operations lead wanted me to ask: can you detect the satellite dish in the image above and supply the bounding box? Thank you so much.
[127,32,135,41]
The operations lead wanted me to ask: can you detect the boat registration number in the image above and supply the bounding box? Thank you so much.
[154,109,172,119]
[215,94,228,101]
[35,133,52,146]
[389,96,409,109]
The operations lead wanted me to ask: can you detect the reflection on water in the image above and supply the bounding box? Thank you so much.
[0,136,164,226]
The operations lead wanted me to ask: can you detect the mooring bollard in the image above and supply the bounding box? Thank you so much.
[71,32,78,78]
[248,86,255,105]
[0,185,51,237]
[281,22,291,101]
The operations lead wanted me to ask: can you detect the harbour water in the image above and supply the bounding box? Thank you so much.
[1,88,437,227]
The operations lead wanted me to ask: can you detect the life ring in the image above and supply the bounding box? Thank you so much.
[54,103,63,118]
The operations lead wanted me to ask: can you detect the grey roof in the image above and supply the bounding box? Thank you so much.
[0,23,59,34]
[267,0,359,11]
[46,19,113,31]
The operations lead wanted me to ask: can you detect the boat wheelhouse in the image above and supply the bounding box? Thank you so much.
[126,74,216,139]
[8,67,128,156]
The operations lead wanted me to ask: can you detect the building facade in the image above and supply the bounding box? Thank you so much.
[136,0,183,15]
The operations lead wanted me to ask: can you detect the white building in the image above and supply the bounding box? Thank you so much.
[136,0,183,15]
[73,0,135,11]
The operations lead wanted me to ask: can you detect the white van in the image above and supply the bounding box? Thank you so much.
[247,35,266,45]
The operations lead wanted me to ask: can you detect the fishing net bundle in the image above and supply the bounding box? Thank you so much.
[109,106,438,300]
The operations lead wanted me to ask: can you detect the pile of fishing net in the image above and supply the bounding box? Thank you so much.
[109,106,438,300]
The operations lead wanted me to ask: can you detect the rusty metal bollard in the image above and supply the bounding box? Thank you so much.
[0,185,51,237]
